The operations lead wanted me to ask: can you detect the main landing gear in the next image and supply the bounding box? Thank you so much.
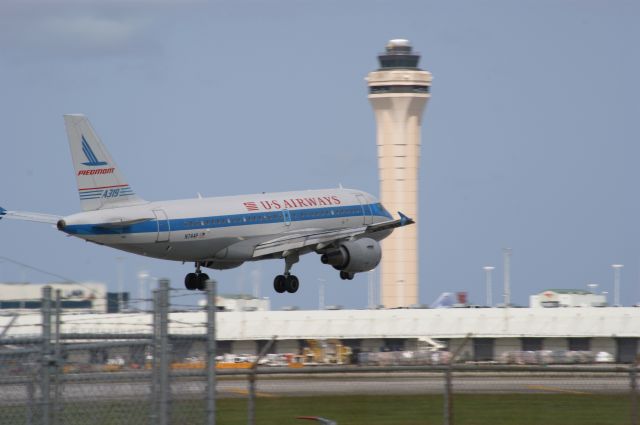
[185,263,209,291]
[273,252,300,294]
[273,274,299,294]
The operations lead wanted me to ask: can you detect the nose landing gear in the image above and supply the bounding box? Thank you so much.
[185,263,209,291]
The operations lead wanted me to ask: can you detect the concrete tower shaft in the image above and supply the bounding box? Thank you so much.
[367,39,431,308]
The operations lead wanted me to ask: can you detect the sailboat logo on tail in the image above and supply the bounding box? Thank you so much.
[81,135,108,166]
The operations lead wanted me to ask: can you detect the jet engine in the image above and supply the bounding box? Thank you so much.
[320,238,382,273]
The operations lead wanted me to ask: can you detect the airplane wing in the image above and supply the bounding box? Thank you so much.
[0,207,61,224]
[252,212,414,258]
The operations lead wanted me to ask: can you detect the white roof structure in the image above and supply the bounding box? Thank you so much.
[2,307,640,340]
[387,39,411,48]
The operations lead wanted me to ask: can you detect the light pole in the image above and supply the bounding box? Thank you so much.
[116,257,124,312]
[611,264,623,307]
[368,270,375,309]
[318,278,325,310]
[483,266,495,307]
[503,248,512,307]
[587,283,599,307]
[251,267,261,299]
[138,270,149,311]
[398,280,405,308]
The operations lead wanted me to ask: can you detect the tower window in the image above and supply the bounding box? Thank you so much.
[369,85,430,94]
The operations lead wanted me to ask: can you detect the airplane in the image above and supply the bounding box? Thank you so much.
[0,115,414,293]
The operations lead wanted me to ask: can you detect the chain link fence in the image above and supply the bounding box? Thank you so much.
[1,282,638,425]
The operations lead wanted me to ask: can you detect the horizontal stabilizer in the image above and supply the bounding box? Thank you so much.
[0,209,61,224]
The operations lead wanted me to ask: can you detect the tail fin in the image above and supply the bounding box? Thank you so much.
[64,114,146,211]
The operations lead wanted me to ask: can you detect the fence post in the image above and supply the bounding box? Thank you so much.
[443,367,453,425]
[443,333,472,425]
[26,378,35,425]
[206,279,217,425]
[52,289,62,425]
[248,371,256,425]
[248,337,277,425]
[158,279,170,425]
[631,363,638,425]
[41,286,52,425]
[150,289,160,425]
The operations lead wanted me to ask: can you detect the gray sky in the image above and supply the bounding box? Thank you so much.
[1,0,639,310]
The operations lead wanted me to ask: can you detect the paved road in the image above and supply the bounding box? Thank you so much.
[0,372,631,404]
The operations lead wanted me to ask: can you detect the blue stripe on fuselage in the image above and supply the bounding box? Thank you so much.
[63,203,393,236]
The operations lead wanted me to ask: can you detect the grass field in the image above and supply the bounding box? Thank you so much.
[1,393,630,425]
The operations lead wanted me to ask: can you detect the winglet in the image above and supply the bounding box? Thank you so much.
[0,207,6,220]
[398,211,414,226]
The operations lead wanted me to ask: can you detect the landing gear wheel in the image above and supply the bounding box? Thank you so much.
[274,275,286,293]
[197,273,210,291]
[339,271,354,281]
[285,275,299,293]
[185,273,198,290]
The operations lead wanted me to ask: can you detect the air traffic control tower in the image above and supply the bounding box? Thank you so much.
[367,39,431,308]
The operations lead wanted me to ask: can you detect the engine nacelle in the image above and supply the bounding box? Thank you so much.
[320,238,382,273]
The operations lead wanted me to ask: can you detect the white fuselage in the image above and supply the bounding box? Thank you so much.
[59,188,393,269]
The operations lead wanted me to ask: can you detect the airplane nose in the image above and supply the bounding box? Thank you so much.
[56,219,67,231]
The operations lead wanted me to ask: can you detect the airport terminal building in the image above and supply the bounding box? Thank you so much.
[0,282,108,313]
[2,306,639,363]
